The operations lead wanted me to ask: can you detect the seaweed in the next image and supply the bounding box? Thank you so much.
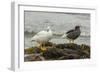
[24,42,90,61]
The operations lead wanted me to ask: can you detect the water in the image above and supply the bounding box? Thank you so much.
[24,34,90,49]
[24,11,90,49]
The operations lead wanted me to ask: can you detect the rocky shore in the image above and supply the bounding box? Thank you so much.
[24,42,90,62]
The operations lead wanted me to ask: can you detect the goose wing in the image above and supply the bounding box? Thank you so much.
[66,29,74,34]
[31,31,48,41]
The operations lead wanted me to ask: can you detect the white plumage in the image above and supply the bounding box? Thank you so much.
[31,26,52,51]
[31,26,52,43]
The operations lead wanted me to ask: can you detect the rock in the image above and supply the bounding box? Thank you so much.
[79,44,90,58]
[65,43,81,50]
[44,42,55,47]
[42,47,66,60]
[58,54,80,60]
[55,43,81,50]
[63,49,80,54]
[24,47,34,54]
[55,44,68,49]
[24,42,90,60]
[24,54,45,61]
[24,47,42,54]
[42,47,81,60]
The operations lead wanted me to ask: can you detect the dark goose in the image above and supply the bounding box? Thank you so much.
[62,26,81,43]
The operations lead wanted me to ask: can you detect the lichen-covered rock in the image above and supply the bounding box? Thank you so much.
[24,47,42,54]
[24,47,34,54]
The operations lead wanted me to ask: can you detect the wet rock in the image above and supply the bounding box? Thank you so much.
[44,42,55,47]
[55,43,81,50]
[55,44,68,49]
[42,47,81,60]
[24,54,45,62]
[63,49,80,54]
[24,42,90,61]
[79,44,90,58]
[65,43,81,50]
[24,47,34,54]
[42,47,66,60]
[58,54,80,60]
[24,47,42,54]
[67,54,80,59]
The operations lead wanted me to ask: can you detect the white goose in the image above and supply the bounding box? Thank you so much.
[31,26,52,51]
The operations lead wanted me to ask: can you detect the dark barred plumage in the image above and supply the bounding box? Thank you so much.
[67,26,81,40]
[62,26,81,43]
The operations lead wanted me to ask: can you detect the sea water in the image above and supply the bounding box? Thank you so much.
[24,11,90,49]
[24,34,90,49]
